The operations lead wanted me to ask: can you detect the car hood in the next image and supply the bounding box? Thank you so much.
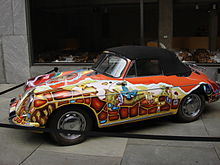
[25,69,116,95]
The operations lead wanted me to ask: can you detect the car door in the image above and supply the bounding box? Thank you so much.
[123,59,173,118]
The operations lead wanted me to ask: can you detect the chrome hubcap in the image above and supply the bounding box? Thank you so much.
[182,94,201,117]
[57,111,86,140]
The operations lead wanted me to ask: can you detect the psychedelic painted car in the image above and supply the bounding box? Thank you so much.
[9,46,220,145]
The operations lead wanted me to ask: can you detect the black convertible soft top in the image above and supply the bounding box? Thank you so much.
[107,46,192,76]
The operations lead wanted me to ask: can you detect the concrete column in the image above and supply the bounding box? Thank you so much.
[2,35,30,84]
[158,0,173,49]
[0,0,31,83]
[0,38,6,83]
[209,10,218,51]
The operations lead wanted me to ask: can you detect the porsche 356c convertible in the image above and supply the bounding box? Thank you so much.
[9,46,220,145]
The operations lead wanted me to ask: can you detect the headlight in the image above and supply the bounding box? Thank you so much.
[203,84,212,95]
[16,88,35,112]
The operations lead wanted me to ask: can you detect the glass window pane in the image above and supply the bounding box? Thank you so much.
[94,54,127,78]
[136,59,161,76]
[29,0,140,64]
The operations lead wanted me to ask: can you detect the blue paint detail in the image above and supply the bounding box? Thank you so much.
[121,85,137,100]
[122,86,128,92]
[165,96,171,103]
[51,72,61,78]
[112,106,119,110]
[215,89,219,94]
[27,114,31,119]
[70,100,76,103]
[100,120,107,124]
[108,103,112,108]
[108,103,119,110]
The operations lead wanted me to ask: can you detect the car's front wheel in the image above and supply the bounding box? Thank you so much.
[176,93,205,122]
[48,107,92,145]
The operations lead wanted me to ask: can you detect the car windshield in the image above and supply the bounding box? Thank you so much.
[93,53,127,78]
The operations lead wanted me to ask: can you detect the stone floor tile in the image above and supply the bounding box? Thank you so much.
[21,150,121,165]
[39,136,128,157]
[121,144,220,165]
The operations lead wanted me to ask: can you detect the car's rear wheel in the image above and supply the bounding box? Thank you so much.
[48,107,92,145]
[176,93,205,122]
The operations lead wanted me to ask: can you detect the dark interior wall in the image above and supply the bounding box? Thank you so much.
[30,4,94,52]
[108,5,140,47]
[174,2,220,37]
[174,11,209,37]
[173,3,209,37]
[101,3,158,47]
[29,0,220,62]
[144,4,158,41]
[30,1,141,54]
[30,0,159,56]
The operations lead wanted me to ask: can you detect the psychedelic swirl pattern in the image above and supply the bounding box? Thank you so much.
[11,70,202,128]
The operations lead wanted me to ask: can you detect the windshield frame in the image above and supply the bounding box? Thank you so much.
[92,51,128,78]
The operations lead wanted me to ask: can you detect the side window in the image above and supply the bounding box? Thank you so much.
[126,59,162,77]
[136,59,161,76]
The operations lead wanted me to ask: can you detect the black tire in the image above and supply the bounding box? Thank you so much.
[175,93,205,122]
[48,107,93,146]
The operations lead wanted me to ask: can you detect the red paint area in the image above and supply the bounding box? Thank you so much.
[83,93,91,104]
[49,82,65,89]
[140,99,157,108]
[148,107,157,114]
[160,103,171,111]
[58,100,69,106]
[119,108,129,119]
[109,115,119,121]
[98,111,107,120]
[34,99,47,107]
[139,108,148,115]
[76,99,84,103]
[90,97,106,112]
[130,104,138,117]
[108,110,118,115]
[84,98,91,104]
[159,96,166,102]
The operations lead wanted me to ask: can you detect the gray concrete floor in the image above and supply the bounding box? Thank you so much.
[0,84,220,165]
